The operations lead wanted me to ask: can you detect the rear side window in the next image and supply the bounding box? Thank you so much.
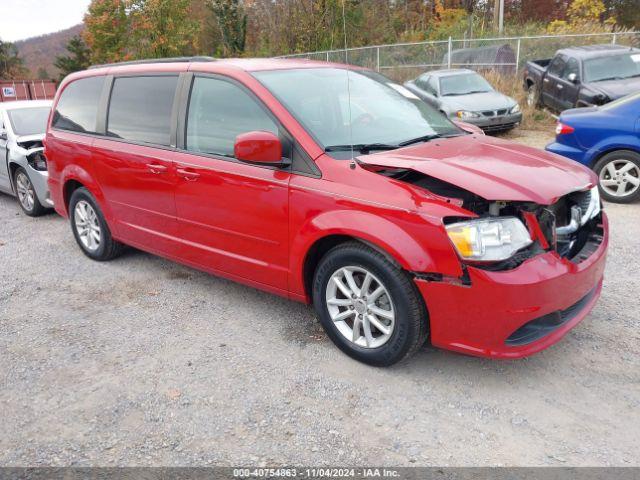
[186,77,278,158]
[52,76,104,133]
[107,76,178,146]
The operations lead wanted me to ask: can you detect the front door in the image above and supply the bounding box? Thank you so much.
[557,57,581,110]
[173,75,290,291]
[92,75,180,252]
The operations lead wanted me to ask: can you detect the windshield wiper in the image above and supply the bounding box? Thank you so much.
[398,133,463,147]
[594,76,623,82]
[324,143,399,153]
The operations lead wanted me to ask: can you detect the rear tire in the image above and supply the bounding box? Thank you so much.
[69,187,124,261]
[13,167,47,217]
[312,241,429,367]
[594,150,640,204]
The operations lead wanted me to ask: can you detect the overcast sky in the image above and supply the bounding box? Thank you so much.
[1,0,91,42]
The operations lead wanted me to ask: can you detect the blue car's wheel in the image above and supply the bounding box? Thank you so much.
[594,150,640,204]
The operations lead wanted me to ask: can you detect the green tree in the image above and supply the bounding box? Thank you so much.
[131,0,199,58]
[0,39,26,79]
[83,0,130,63]
[209,0,247,56]
[54,36,91,81]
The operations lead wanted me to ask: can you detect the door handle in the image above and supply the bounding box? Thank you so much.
[557,84,563,89]
[543,78,549,83]
[146,163,168,174]
[177,168,200,181]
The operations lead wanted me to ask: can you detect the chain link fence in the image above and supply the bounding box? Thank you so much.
[278,32,640,83]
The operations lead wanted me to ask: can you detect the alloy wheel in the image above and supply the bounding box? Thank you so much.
[74,200,102,252]
[15,172,35,212]
[325,266,395,349]
[599,159,640,198]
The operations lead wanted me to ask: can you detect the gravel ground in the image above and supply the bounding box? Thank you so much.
[0,130,639,467]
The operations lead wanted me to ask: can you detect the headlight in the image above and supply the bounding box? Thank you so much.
[445,217,533,262]
[456,110,481,119]
[27,151,48,171]
[510,103,521,114]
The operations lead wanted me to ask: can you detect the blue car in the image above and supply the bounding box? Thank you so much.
[546,92,640,203]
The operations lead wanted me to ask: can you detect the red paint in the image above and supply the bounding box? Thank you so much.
[45,58,608,359]
[234,131,283,164]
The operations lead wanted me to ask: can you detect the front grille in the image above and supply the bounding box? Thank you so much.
[480,109,509,117]
[505,287,597,346]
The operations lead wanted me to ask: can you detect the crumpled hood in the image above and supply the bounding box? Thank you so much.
[359,135,596,205]
[441,90,515,112]
[15,133,45,151]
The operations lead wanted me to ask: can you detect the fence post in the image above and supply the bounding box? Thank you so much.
[515,38,521,74]
[447,36,452,69]
[326,51,330,62]
[376,47,380,72]
[612,33,617,45]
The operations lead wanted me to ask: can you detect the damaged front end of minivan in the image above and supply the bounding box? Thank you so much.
[356,138,608,358]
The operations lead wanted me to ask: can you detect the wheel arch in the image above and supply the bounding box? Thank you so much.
[301,234,405,303]
[589,144,640,168]
[292,209,454,302]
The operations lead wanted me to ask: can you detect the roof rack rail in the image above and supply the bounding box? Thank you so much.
[89,56,216,69]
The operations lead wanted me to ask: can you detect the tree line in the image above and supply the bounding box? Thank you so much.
[1,0,637,81]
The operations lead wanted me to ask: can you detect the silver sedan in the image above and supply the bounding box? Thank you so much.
[404,69,522,133]
[0,100,53,216]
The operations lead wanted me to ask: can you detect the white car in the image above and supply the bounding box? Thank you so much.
[0,100,53,216]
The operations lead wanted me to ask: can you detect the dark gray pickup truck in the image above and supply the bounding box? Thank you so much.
[524,44,640,111]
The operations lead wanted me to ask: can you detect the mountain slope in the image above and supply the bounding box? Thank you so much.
[15,24,84,79]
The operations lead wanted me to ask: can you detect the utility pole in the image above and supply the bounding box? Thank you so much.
[494,0,504,34]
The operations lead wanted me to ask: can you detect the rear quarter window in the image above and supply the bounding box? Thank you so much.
[52,76,105,134]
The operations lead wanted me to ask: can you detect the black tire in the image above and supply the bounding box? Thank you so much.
[312,241,429,367]
[69,187,124,261]
[593,150,640,204]
[13,167,47,217]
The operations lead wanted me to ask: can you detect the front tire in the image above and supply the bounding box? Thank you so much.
[594,150,640,204]
[69,187,124,261]
[13,167,47,217]
[312,242,428,366]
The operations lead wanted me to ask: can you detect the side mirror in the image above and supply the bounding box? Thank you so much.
[234,131,285,166]
[0,129,7,141]
[567,73,578,84]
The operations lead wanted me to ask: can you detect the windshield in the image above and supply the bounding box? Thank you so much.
[584,52,640,82]
[253,68,460,151]
[7,107,50,137]
[439,73,493,96]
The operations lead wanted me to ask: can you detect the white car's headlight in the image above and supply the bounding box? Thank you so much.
[445,217,533,262]
[510,103,521,114]
[456,110,481,119]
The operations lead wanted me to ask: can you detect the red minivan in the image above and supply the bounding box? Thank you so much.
[45,58,608,366]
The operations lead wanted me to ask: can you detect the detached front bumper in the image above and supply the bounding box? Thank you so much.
[416,213,608,359]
